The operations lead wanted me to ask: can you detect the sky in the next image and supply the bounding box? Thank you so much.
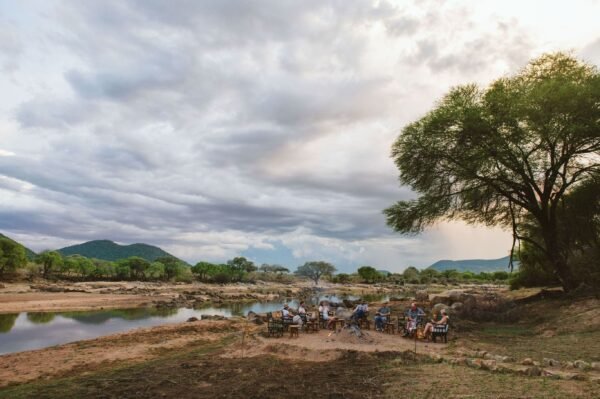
[0,0,599,272]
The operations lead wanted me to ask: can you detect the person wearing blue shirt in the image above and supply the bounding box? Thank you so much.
[374,302,391,331]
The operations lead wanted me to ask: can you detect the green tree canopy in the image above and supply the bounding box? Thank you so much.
[357,266,381,283]
[295,261,336,285]
[35,250,63,278]
[0,237,27,276]
[385,53,600,291]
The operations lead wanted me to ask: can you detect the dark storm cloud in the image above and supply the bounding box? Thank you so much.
[0,0,549,264]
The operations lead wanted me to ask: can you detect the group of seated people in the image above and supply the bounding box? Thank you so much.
[280,300,449,340]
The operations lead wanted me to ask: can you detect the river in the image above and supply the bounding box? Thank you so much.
[0,292,393,355]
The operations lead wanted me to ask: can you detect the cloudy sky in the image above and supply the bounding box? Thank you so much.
[1,1,599,271]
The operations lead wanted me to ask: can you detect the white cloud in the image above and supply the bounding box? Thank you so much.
[0,0,598,269]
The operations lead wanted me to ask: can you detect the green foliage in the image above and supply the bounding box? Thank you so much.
[0,237,27,276]
[295,261,337,285]
[333,273,351,284]
[402,266,420,283]
[357,266,382,283]
[0,233,36,260]
[385,53,600,291]
[35,251,63,278]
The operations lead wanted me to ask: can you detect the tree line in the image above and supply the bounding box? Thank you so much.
[0,242,510,286]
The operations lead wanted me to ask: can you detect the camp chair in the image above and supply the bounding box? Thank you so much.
[266,312,284,337]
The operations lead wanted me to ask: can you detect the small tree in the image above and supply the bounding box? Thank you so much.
[294,261,336,285]
[35,251,63,278]
[357,266,381,283]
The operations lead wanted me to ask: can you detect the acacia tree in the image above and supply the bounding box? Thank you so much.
[384,53,600,291]
[295,261,336,285]
[357,266,381,283]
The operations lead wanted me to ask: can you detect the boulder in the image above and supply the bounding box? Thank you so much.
[543,358,560,367]
[186,317,199,322]
[521,358,534,366]
[481,359,497,371]
[447,290,465,302]
[563,361,575,369]
[415,290,429,302]
[591,362,600,371]
[574,360,591,370]
[430,295,451,306]
[524,366,542,377]
[200,314,227,320]
[450,302,464,313]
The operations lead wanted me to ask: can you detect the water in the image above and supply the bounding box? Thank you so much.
[0,292,392,355]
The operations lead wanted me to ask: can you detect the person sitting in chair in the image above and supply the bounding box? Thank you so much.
[351,301,368,322]
[283,304,303,326]
[423,309,449,340]
[403,302,425,337]
[374,302,391,331]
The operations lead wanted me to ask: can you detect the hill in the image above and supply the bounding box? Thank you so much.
[58,240,181,263]
[427,256,515,273]
[0,233,36,260]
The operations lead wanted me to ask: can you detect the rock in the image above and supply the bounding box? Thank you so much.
[461,294,477,312]
[430,353,443,363]
[543,358,560,367]
[481,359,497,371]
[568,373,588,381]
[474,351,488,358]
[591,362,600,371]
[524,366,542,377]
[450,302,464,313]
[200,314,227,320]
[430,296,451,306]
[0,283,4,289]
[186,317,199,322]
[415,290,429,302]
[449,357,468,366]
[521,358,534,366]
[447,290,465,302]
[533,361,541,367]
[466,358,482,369]
[483,353,494,360]
[563,361,575,369]
[574,360,591,370]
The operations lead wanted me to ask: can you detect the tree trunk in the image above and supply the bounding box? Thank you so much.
[542,224,578,292]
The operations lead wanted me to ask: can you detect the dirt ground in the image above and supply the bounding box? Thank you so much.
[1,284,599,398]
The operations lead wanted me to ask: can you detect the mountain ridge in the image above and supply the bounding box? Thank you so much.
[427,256,515,273]
[58,240,182,263]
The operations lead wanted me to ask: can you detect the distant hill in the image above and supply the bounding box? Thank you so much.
[0,233,36,260]
[58,240,181,263]
[428,256,515,273]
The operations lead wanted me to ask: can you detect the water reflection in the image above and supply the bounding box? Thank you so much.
[26,312,56,324]
[0,314,18,333]
[0,292,394,355]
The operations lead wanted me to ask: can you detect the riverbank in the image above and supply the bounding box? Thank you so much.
[0,287,599,397]
[0,280,423,314]
[1,291,599,398]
